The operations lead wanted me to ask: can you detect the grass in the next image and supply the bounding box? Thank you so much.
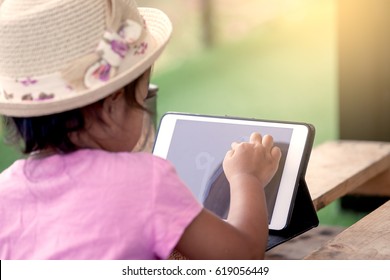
[0,122,21,171]
[152,5,338,147]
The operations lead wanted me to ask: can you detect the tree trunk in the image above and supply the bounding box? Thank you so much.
[201,0,215,48]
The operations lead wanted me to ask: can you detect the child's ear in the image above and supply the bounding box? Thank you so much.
[103,89,124,112]
[109,89,124,102]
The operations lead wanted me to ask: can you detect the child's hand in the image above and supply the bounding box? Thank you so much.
[223,132,282,188]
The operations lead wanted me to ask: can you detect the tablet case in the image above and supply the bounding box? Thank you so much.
[267,178,318,250]
[266,118,318,250]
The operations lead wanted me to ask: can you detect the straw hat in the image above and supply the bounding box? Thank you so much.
[0,0,172,117]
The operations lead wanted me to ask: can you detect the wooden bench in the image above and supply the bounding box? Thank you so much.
[266,140,390,260]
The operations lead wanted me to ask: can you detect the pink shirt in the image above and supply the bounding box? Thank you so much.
[0,149,202,259]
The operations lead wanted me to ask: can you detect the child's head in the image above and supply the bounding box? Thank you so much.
[0,0,172,153]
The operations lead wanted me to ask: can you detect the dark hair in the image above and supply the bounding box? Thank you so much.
[2,77,146,155]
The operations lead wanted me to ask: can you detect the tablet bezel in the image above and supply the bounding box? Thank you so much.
[153,113,313,230]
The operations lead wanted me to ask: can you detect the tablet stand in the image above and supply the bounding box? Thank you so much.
[267,179,319,250]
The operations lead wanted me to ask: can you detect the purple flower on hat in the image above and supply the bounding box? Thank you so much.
[135,42,148,55]
[19,77,37,87]
[111,40,129,58]
[38,93,55,101]
[92,63,112,82]
[3,90,14,100]
[22,94,33,101]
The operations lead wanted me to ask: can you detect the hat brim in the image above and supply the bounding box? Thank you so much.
[0,8,172,117]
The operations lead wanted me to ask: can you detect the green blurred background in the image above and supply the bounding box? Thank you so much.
[1,0,380,226]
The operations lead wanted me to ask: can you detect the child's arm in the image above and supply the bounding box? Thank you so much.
[176,132,281,259]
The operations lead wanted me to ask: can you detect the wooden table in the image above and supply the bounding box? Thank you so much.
[305,200,390,259]
[306,140,390,211]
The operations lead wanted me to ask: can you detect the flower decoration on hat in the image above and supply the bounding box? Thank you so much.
[84,19,146,89]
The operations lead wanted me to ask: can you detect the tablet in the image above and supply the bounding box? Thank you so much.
[153,113,315,230]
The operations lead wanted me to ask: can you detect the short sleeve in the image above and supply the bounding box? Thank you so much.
[151,157,202,259]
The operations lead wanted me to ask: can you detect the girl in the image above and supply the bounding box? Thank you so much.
[0,0,281,259]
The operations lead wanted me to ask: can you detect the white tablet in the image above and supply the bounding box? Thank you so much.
[153,113,315,230]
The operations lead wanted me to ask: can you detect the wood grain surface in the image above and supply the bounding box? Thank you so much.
[305,200,390,259]
[306,140,390,210]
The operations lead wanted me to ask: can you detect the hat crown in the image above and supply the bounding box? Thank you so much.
[0,0,143,78]
[0,0,108,77]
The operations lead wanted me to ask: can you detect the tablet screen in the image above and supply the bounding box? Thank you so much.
[153,113,311,230]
